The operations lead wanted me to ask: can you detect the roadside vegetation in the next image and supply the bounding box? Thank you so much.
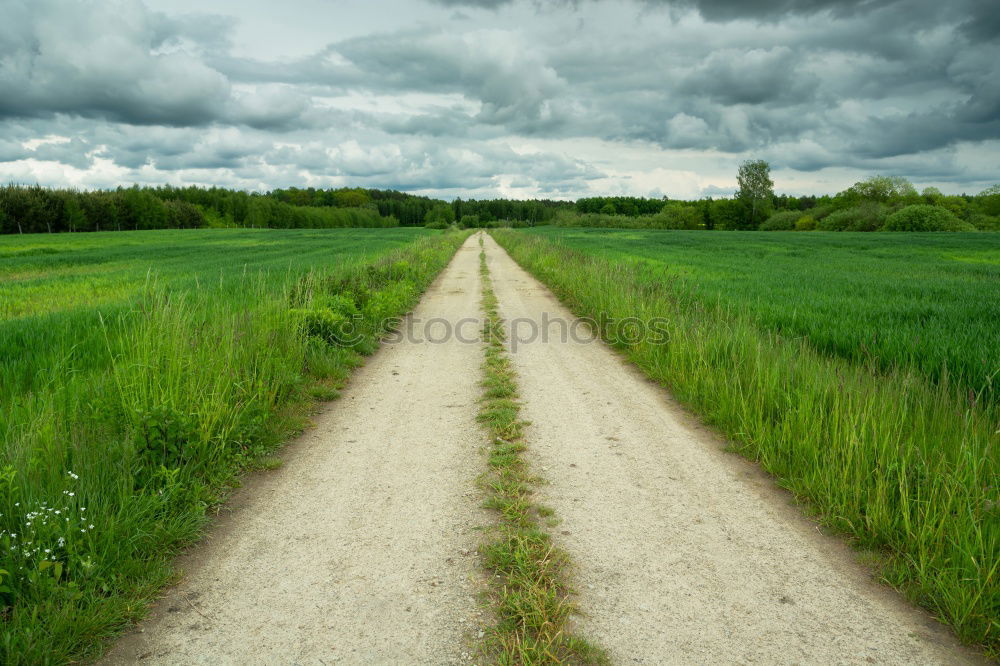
[0,227,467,663]
[490,229,999,655]
[476,236,606,664]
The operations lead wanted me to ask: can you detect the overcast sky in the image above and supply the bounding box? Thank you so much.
[1,0,997,199]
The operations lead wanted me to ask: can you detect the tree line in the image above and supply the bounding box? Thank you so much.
[3,171,998,235]
[554,162,1000,232]
[0,185,396,235]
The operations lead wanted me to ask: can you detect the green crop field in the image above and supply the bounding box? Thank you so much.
[493,228,999,653]
[0,227,464,663]
[522,228,1000,401]
[0,228,432,319]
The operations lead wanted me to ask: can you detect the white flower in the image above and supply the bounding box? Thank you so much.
[68,471,79,480]
[88,524,94,529]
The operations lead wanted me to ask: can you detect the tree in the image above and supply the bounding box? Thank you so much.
[424,203,455,228]
[654,202,701,229]
[60,192,86,232]
[708,198,743,230]
[736,159,773,229]
[922,186,943,201]
[844,175,917,204]
[975,184,1000,217]
[331,188,371,208]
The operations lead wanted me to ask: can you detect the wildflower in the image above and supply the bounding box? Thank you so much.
[88,524,94,529]
[68,471,79,480]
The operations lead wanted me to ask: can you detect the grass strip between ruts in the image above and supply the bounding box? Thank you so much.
[475,233,608,665]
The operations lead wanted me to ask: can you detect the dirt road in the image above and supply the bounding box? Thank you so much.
[104,236,487,665]
[104,233,980,665]
[480,234,978,664]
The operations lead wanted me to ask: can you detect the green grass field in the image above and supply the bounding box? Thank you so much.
[0,227,463,663]
[523,228,1000,402]
[493,228,999,654]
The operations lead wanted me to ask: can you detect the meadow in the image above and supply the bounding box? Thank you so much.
[492,228,999,654]
[0,227,465,663]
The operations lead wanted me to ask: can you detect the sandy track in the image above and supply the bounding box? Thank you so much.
[103,236,487,665]
[481,234,980,665]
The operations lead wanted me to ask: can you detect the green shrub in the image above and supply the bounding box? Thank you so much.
[423,203,455,228]
[817,209,853,231]
[883,205,974,231]
[760,211,799,231]
[818,203,888,231]
[290,308,355,347]
[795,215,817,231]
[653,202,702,229]
[969,214,1000,231]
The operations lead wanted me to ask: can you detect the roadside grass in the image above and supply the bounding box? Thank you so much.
[476,235,608,665]
[491,229,999,656]
[0,228,468,664]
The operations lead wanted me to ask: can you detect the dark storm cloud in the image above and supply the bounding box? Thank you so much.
[0,0,314,130]
[656,0,902,21]
[430,0,989,28]
[213,3,992,162]
[428,0,898,16]
[0,0,997,195]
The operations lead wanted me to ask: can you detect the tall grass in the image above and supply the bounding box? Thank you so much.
[491,229,999,655]
[0,229,468,663]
